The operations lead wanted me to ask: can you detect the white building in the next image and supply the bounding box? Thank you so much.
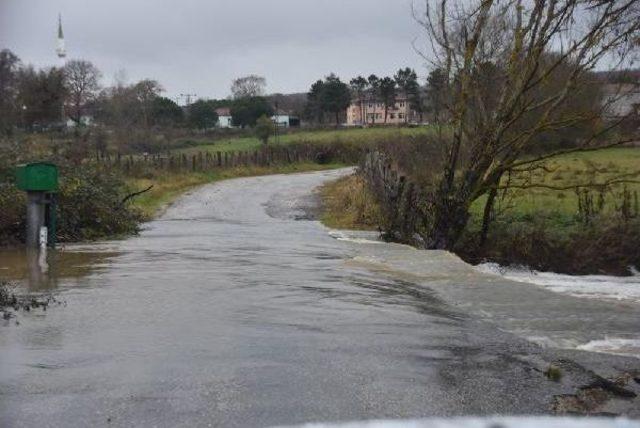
[271,111,300,128]
[66,116,93,128]
[215,107,233,128]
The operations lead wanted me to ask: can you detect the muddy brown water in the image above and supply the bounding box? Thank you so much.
[1,169,639,427]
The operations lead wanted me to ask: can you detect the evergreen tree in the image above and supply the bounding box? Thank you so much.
[322,74,351,125]
[378,77,396,123]
[187,99,218,129]
[349,76,368,125]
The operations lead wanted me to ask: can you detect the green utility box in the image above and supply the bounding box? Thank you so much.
[15,162,59,192]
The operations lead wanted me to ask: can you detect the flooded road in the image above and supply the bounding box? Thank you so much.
[1,169,639,427]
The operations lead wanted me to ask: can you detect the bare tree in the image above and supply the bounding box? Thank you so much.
[411,0,640,249]
[64,59,101,125]
[132,79,163,128]
[230,75,266,99]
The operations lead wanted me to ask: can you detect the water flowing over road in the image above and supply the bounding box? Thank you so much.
[1,169,639,427]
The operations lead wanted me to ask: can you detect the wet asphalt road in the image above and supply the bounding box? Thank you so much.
[1,169,638,427]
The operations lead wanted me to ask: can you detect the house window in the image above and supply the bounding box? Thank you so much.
[368,103,373,108]
[399,102,405,107]
[376,113,382,119]
[399,113,404,119]
[390,113,395,119]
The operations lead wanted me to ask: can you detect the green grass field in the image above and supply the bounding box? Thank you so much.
[175,126,437,155]
[315,146,639,230]
[470,147,640,221]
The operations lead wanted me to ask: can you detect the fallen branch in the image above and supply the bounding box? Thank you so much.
[496,179,640,192]
[121,185,154,206]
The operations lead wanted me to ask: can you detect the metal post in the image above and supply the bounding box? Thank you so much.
[26,191,46,248]
[47,193,57,248]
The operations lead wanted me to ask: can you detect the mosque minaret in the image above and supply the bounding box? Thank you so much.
[56,14,67,66]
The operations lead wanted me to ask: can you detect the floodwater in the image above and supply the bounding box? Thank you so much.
[1,169,639,427]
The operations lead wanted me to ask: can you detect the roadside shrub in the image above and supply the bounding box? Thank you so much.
[0,184,25,245]
[320,174,383,229]
[56,166,143,241]
[0,163,143,246]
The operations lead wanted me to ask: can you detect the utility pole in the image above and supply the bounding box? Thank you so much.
[274,101,279,145]
[179,93,197,106]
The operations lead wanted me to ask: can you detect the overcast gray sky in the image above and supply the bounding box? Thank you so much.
[1,0,427,101]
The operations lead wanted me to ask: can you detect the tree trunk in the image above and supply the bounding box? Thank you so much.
[480,186,498,247]
[423,174,476,250]
[425,194,470,250]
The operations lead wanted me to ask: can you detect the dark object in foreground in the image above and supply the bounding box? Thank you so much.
[0,281,63,322]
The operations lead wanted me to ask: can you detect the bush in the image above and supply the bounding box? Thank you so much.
[255,115,274,145]
[0,161,143,246]
[56,166,143,241]
[320,174,383,229]
[0,184,26,245]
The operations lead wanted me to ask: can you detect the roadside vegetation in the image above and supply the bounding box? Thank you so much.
[0,140,143,245]
[458,148,640,275]
[321,146,640,275]
[175,126,436,155]
[320,174,383,230]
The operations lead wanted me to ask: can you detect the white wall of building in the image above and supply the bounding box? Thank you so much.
[271,114,290,127]
[218,115,233,128]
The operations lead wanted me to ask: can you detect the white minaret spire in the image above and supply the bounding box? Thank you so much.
[56,14,67,65]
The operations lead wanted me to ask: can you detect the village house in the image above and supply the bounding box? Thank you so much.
[271,109,300,128]
[215,107,233,128]
[346,93,418,126]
